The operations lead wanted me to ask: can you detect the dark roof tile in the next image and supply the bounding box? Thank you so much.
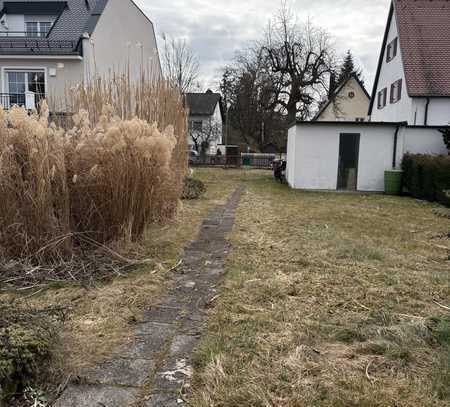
[185,91,221,116]
[395,0,450,96]
[0,0,107,44]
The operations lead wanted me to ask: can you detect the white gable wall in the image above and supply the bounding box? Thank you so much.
[371,10,413,123]
[317,77,369,121]
[371,4,450,125]
[86,0,162,81]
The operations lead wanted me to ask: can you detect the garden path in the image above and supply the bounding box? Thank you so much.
[54,185,245,407]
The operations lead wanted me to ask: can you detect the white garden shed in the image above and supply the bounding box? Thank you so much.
[286,122,448,192]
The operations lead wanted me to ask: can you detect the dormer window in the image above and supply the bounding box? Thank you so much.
[25,21,53,38]
[386,37,398,63]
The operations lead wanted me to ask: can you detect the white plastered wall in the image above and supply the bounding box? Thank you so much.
[317,77,370,122]
[287,123,449,192]
[87,0,162,82]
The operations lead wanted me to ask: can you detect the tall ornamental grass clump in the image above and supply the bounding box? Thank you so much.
[66,106,179,242]
[0,75,188,261]
[0,104,71,259]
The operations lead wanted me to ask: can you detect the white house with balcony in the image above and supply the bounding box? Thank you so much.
[0,0,162,111]
[286,0,448,192]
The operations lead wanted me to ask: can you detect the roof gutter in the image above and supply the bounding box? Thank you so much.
[392,124,401,169]
[424,97,430,126]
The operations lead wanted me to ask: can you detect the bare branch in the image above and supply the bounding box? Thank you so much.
[162,34,199,93]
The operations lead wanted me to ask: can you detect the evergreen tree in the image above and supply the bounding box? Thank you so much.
[337,50,363,85]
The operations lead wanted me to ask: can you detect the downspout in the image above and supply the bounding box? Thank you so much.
[424,97,430,126]
[392,125,401,169]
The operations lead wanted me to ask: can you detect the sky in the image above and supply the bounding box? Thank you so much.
[135,0,391,93]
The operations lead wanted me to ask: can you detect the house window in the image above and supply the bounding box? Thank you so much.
[386,37,398,63]
[390,79,402,104]
[192,121,203,132]
[4,70,46,109]
[26,21,52,37]
[355,117,365,122]
[348,91,355,99]
[377,88,387,109]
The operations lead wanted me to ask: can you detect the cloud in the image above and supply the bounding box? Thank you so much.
[135,0,391,91]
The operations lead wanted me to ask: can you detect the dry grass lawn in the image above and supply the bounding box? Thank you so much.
[190,170,450,406]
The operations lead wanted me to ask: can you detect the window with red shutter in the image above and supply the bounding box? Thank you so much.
[377,88,387,109]
[386,38,398,62]
[390,79,402,104]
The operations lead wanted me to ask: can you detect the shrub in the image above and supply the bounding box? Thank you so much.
[0,304,56,404]
[182,177,206,200]
[441,128,450,153]
[402,154,450,206]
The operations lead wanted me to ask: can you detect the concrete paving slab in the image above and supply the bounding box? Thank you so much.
[54,384,139,407]
[144,392,182,406]
[141,306,182,324]
[82,357,154,387]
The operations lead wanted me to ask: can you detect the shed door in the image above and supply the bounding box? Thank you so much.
[337,133,360,190]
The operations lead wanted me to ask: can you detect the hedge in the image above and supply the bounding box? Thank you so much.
[402,154,450,206]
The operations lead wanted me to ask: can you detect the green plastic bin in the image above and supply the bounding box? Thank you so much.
[384,170,403,195]
[243,156,251,166]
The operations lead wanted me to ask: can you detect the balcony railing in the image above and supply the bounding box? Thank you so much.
[0,93,46,110]
[0,31,50,38]
[0,38,77,54]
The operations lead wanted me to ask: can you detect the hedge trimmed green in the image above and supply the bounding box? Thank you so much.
[402,154,450,206]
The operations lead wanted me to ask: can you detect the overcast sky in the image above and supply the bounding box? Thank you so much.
[135,0,391,93]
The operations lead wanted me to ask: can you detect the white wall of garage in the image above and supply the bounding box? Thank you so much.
[287,123,447,192]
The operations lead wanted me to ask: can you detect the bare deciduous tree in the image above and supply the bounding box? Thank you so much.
[219,48,287,152]
[190,122,222,154]
[162,34,199,93]
[263,2,335,121]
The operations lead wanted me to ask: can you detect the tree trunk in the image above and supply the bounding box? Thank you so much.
[287,104,297,125]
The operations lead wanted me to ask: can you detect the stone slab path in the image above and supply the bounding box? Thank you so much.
[55,185,245,407]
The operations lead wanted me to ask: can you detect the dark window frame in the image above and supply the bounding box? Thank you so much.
[25,21,53,38]
[390,79,402,104]
[386,37,398,63]
[377,88,387,109]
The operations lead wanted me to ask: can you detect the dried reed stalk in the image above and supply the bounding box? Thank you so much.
[0,68,188,263]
